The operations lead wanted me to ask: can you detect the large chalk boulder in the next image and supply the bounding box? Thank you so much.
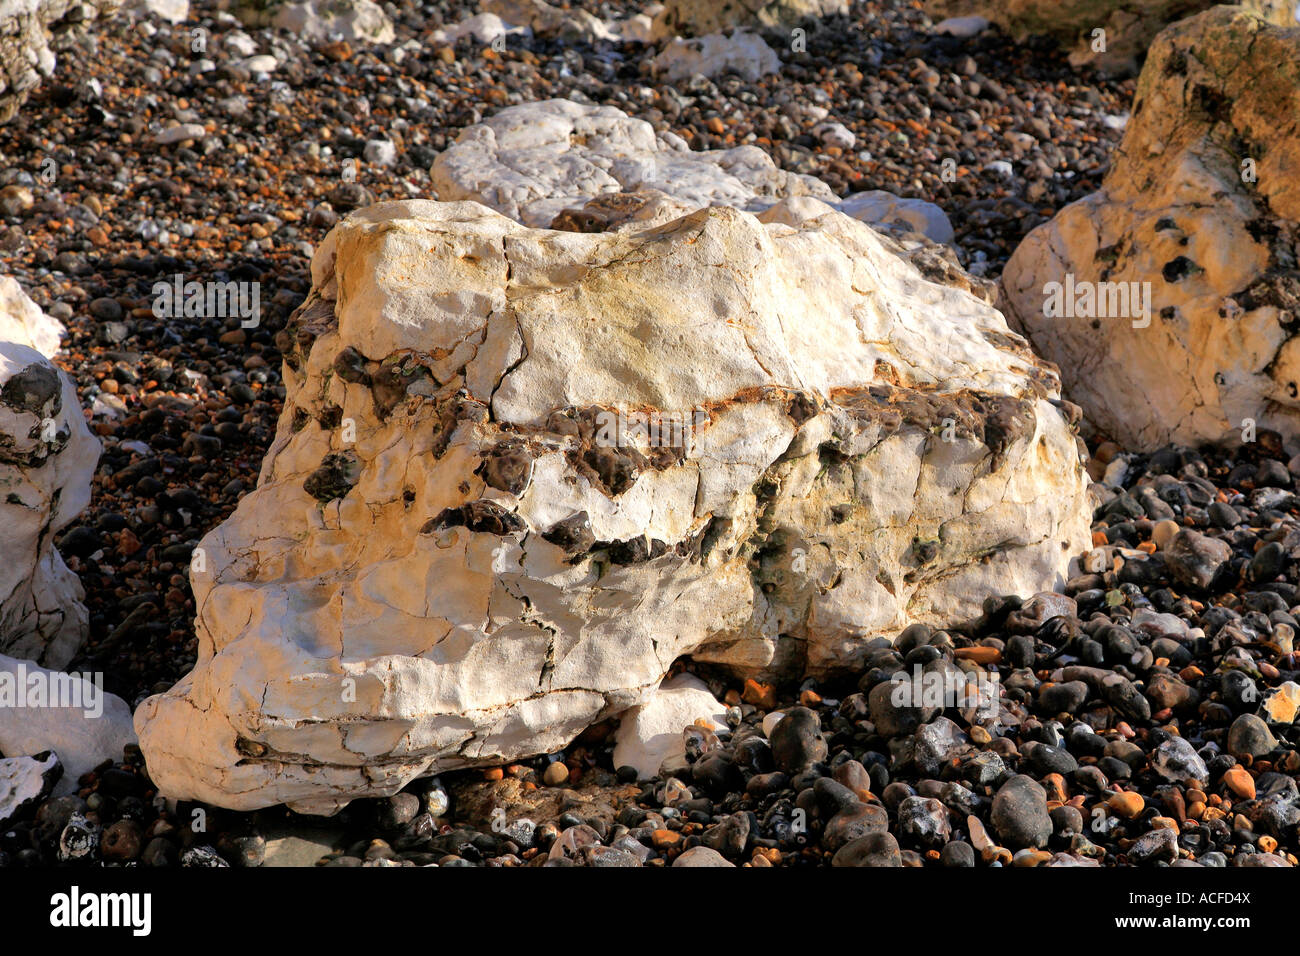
[0,277,100,668]
[1001,8,1300,450]
[135,197,1089,812]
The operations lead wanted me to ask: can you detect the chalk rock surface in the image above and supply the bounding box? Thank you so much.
[923,0,1296,74]
[0,752,60,829]
[612,673,729,779]
[136,196,1089,811]
[1001,8,1300,450]
[431,99,954,244]
[0,0,120,123]
[233,0,395,43]
[652,29,781,83]
[431,99,838,230]
[0,654,137,796]
[127,0,187,22]
[0,277,100,668]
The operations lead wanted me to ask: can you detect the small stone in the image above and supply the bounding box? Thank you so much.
[1151,518,1180,550]
[543,762,570,786]
[1107,791,1145,820]
[1261,682,1300,724]
[1128,827,1178,865]
[832,831,902,867]
[1223,766,1255,800]
[768,707,827,773]
[672,846,734,867]
[100,819,143,862]
[991,775,1051,850]
[1227,715,1277,759]
[1152,736,1209,783]
[58,813,101,863]
[1164,530,1231,590]
[897,796,951,848]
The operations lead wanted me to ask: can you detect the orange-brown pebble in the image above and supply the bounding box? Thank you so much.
[954,646,1001,664]
[1092,530,1108,546]
[651,829,681,850]
[1042,774,1068,803]
[742,679,777,709]
[1259,836,1279,854]
[1108,791,1145,819]
[1223,767,1255,800]
[800,689,823,707]
[484,767,504,781]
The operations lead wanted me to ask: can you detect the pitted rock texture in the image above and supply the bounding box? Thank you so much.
[657,0,849,37]
[135,198,1089,812]
[0,0,120,123]
[1001,8,1300,450]
[0,277,100,668]
[922,0,1295,74]
[431,99,839,230]
[431,99,955,245]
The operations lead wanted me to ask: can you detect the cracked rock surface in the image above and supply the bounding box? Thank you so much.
[1001,8,1300,452]
[430,99,954,244]
[0,277,100,668]
[135,197,1089,812]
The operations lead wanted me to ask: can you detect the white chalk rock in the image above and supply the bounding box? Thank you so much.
[612,673,728,779]
[429,12,514,46]
[0,752,61,828]
[0,279,100,668]
[0,274,63,357]
[431,99,955,244]
[0,655,136,795]
[1002,8,1300,450]
[135,197,1089,811]
[933,15,989,37]
[652,30,781,83]
[127,0,187,22]
[839,190,954,245]
[235,0,395,44]
[431,99,836,229]
[481,0,617,40]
